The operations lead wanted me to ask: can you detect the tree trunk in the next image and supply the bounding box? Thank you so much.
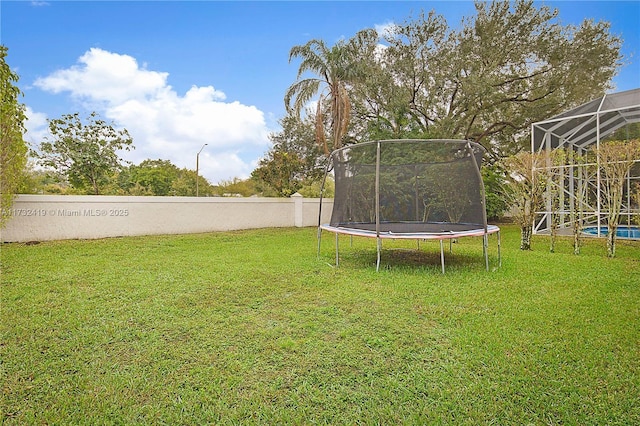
[520,225,532,250]
[573,223,581,255]
[606,224,617,258]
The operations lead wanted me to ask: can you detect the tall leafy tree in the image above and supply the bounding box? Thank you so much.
[130,159,180,196]
[0,45,28,227]
[252,150,305,197]
[352,11,451,141]
[36,112,134,195]
[252,115,324,197]
[170,168,213,197]
[349,0,622,161]
[447,0,621,157]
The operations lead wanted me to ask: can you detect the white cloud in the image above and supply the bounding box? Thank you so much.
[31,48,271,184]
[34,48,171,106]
[23,107,49,147]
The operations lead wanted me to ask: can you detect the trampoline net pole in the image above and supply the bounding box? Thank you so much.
[483,234,489,271]
[375,141,381,272]
[468,140,491,272]
[317,153,332,263]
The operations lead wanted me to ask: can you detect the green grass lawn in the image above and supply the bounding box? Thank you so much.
[1,225,639,424]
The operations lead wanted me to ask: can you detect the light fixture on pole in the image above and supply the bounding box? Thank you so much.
[196,143,208,197]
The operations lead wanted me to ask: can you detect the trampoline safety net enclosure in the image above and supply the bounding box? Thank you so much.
[318,139,500,272]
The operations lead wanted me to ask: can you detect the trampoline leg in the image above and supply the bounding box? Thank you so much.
[335,232,339,267]
[376,237,381,272]
[440,239,445,274]
[483,234,489,271]
[498,231,502,268]
[449,238,453,253]
[316,227,322,260]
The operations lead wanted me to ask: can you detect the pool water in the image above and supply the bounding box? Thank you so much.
[582,225,640,239]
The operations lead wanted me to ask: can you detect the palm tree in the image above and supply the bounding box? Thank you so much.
[284,38,358,156]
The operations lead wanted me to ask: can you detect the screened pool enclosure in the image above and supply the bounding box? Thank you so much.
[531,88,640,238]
[318,139,500,273]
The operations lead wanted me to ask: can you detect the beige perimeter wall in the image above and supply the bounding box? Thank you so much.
[1,194,334,243]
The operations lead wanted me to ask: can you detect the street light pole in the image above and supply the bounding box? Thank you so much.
[196,143,208,197]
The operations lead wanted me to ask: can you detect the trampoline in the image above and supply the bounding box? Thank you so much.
[317,139,500,273]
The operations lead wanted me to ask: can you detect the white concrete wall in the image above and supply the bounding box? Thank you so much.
[1,194,334,243]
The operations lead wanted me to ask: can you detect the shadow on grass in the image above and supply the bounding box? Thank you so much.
[334,245,495,273]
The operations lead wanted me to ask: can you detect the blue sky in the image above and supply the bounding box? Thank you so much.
[2,1,639,184]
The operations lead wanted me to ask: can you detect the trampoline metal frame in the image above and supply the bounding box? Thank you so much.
[318,224,501,273]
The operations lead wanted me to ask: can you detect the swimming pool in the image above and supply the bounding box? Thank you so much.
[582,225,640,239]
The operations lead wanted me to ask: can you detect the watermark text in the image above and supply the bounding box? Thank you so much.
[6,208,129,218]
